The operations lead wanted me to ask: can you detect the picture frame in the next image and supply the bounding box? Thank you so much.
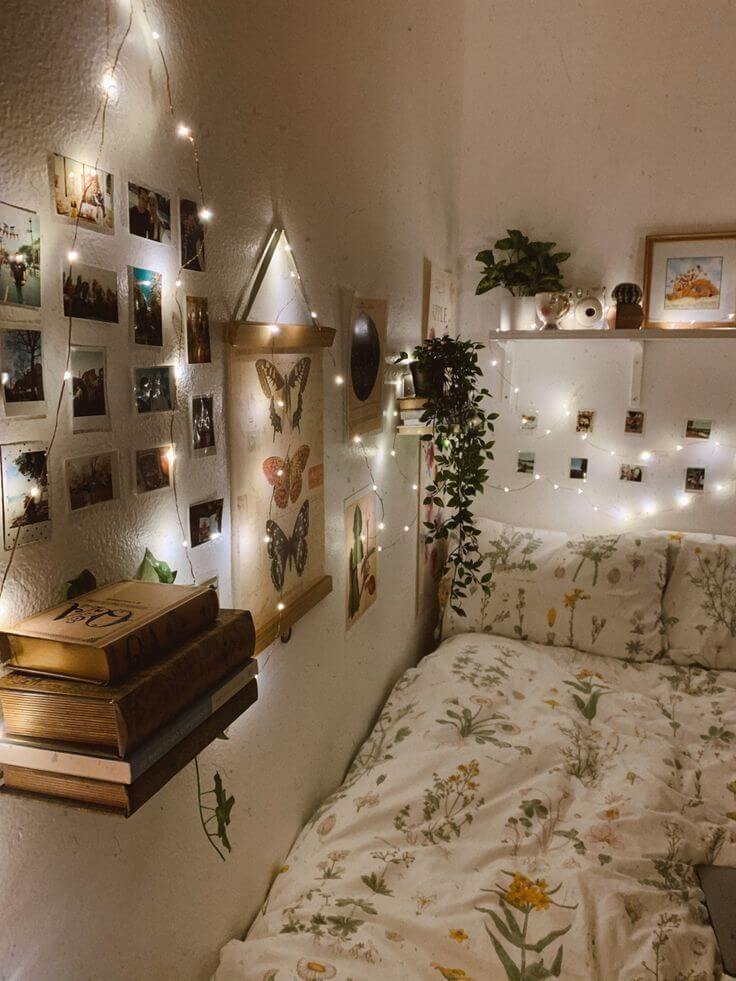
[346,295,387,441]
[643,231,736,329]
[345,486,377,630]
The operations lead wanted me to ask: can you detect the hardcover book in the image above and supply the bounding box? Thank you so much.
[2,580,219,683]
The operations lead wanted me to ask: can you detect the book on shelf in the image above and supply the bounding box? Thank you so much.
[0,658,258,783]
[1,580,220,683]
[398,396,428,411]
[1,679,258,816]
[399,414,429,425]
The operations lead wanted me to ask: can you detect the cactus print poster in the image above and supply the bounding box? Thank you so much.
[344,487,377,629]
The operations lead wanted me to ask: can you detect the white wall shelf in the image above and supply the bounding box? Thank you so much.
[490,328,736,341]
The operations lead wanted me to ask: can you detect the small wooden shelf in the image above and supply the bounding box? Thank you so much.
[397,425,432,436]
[254,575,332,655]
[225,321,336,353]
[491,328,736,341]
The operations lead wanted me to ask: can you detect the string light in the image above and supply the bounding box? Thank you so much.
[276,601,285,611]
[198,207,213,221]
[403,525,410,532]
[151,30,160,39]
[334,374,344,386]
[67,249,79,262]
[353,435,362,445]
[63,370,72,381]
[263,534,272,544]
[100,71,119,99]
[640,450,652,461]
[269,324,280,335]
[176,122,192,138]
[378,521,385,530]
[166,448,176,465]
[175,278,182,287]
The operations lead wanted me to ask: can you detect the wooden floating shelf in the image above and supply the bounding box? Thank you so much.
[396,426,432,436]
[254,575,332,655]
[491,328,736,341]
[225,321,336,353]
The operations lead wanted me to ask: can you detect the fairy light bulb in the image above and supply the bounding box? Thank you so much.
[0,373,9,386]
[545,429,552,435]
[377,545,383,552]
[490,359,498,367]
[177,123,192,138]
[353,435,362,445]
[30,485,40,501]
[553,483,559,490]
[67,249,79,262]
[269,324,280,335]
[335,374,344,386]
[412,483,418,490]
[166,448,176,465]
[676,444,683,452]
[372,483,377,491]
[677,493,690,508]
[310,311,317,318]
[199,207,213,221]
[514,387,520,394]
[151,30,160,39]
[63,370,72,381]
[276,601,285,611]
[181,539,188,548]
[403,525,410,532]
[609,450,615,457]
[503,486,510,493]
[263,534,272,543]
[390,449,396,457]
[580,433,588,441]
[276,468,284,477]
[577,488,583,495]
[534,474,541,481]
[175,278,182,288]
[378,521,385,530]
[640,450,652,461]
[101,71,119,99]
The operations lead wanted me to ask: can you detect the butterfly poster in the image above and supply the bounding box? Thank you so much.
[346,296,387,441]
[344,487,377,630]
[228,346,327,633]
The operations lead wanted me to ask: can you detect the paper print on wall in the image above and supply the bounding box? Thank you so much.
[665,257,722,310]
[70,345,109,433]
[0,201,41,310]
[263,444,310,508]
[256,356,311,440]
[570,457,587,479]
[517,451,535,474]
[127,181,171,244]
[345,488,377,629]
[189,498,223,547]
[685,467,705,492]
[625,410,644,434]
[416,439,446,621]
[191,394,216,456]
[134,366,176,413]
[135,445,172,494]
[686,418,712,440]
[66,451,118,512]
[423,260,457,340]
[644,233,736,327]
[0,442,50,549]
[1,328,45,418]
[620,464,643,482]
[520,412,538,431]
[130,267,163,346]
[63,262,119,324]
[347,296,386,440]
[186,295,212,364]
[576,410,594,433]
[180,198,205,272]
[266,499,309,592]
[52,154,114,234]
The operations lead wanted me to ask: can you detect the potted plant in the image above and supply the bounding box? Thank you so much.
[476,229,570,331]
[399,335,497,630]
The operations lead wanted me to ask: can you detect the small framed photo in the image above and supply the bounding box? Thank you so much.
[643,232,736,329]
[189,497,224,547]
[180,198,205,272]
[127,181,172,244]
[70,345,109,433]
[685,418,712,440]
[517,450,535,474]
[625,410,644,434]
[1,328,46,418]
[570,457,588,480]
[191,394,216,456]
[520,411,538,431]
[135,445,172,494]
[0,442,50,549]
[620,464,644,482]
[133,365,176,413]
[129,267,163,346]
[576,410,594,433]
[186,296,211,364]
[52,154,114,234]
[62,261,119,324]
[0,201,41,310]
[65,451,118,511]
[685,467,705,492]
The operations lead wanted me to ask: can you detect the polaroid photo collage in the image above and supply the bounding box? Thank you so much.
[0,154,221,550]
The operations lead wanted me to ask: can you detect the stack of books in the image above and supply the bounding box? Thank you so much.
[0,581,257,815]
[397,396,431,433]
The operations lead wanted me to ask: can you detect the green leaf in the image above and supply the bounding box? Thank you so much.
[64,568,97,599]
[527,923,572,953]
[212,771,234,852]
[136,548,177,584]
[484,922,522,981]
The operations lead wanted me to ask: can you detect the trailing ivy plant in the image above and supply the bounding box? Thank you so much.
[476,228,570,296]
[398,335,497,627]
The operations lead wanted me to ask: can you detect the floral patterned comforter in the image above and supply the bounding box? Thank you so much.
[215,634,736,981]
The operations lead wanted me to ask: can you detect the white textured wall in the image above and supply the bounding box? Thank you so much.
[458,0,736,537]
[0,2,462,978]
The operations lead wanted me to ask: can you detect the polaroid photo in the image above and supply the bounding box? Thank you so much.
[520,412,538,431]
[52,154,114,234]
[576,410,595,434]
[127,181,172,244]
[517,450,535,474]
[186,295,211,364]
[70,345,109,433]
[135,444,173,494]
[1,328,46,418]
[570,457,588,480]
[129,267,163,346]
[620,464,644,482]
[65,450,119,512]
[133,365,176,413]
[191,394,216,456]
[180,198,205,272]
[685,467,705,492]
[189,497,224,547]
[0,441,50,549]
[62,261,119,324]
[686,418,712,440]
[0,200,41,311]
[625,410,644,435]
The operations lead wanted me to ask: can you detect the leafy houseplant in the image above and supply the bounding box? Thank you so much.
[476,229,570,296]
[398,336,497,626]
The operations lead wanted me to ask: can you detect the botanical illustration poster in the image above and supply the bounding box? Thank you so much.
[70,345,109,433]
[228,348,327,630]
[52,154,114,234]
[66,451,118,511]
[0,441,50,549]
[345,487,377,630]
[0,201,41,310]
[1,328,45,418]
[645,234,736,327]
[423,260,457,339]
[129,267,163,346]
[346,295,387,440]
[416,439,446,623]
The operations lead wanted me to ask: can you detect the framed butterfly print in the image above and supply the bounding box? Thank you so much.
[346,296,387,440]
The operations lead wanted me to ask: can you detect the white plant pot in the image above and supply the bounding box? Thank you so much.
[499,294,539,332]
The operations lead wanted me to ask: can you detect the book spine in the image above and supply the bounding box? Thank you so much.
[0,742,131,782]
[114,610,255,755]
[104,587,220,684]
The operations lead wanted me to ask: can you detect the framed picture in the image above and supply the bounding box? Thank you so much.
[135,445,172,494]
[345,487,377,629]
[52,154,114,234]
[186,295,211,364]
[643,232,736,328]
[422,260,457,340]
[346,295,387,440]
[65,451,118,511]
[127,181,172,244]
[0,201,41,310]
[1,328,45,418]
[0,441,50,549]
[62,262,119,324]
[191,394,216,456]
[133,365,176,413]
[625,410,644,435]
[189,497,223,547]
[129,267,163,346]
[685,418,712,440]
[70,345,109,433]
[180,198,205,272]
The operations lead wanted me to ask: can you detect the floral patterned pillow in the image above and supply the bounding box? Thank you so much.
[663,538,736,669]
[441,518,669,661]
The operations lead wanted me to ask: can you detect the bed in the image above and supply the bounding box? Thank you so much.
[216,524,736,980]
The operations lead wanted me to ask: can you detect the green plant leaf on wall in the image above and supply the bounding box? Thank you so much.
[64,569,97,599]
[136,548,177,584]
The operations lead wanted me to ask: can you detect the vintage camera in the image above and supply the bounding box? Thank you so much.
[560,286,607,330]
